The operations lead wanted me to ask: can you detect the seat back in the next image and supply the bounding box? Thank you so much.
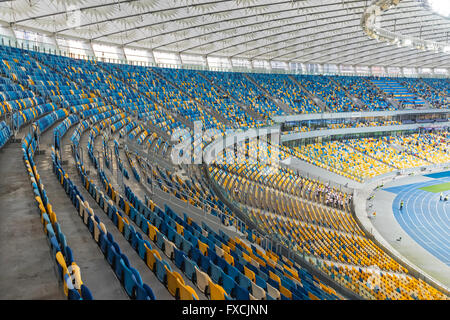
[179,281,199,300]
[194,266,211,293]
[209,279,227,300]
[166,265,184,297]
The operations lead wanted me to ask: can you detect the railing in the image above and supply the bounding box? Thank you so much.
[281,121,450,143]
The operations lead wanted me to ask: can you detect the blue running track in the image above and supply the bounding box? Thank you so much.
[384,174,450,266]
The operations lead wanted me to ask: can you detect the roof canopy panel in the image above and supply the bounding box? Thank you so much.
[0,0,448,67]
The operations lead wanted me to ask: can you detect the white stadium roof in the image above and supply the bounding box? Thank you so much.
[0,0,449,69]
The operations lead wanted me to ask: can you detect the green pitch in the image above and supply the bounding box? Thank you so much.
[419,182,450,193]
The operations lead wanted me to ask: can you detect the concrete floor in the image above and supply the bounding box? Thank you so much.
[0,140,65,299]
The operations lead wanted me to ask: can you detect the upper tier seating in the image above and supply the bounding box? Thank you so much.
[296,75,359,112]
[0,44,448,301]
[202,70,281,119]
[370,78,425,108]
[249,73,320,114]
[332,76,394,111]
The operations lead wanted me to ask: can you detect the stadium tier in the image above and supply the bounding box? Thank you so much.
[0,40,448,303]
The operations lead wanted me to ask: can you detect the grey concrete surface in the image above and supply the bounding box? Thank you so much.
[0,140,65,299]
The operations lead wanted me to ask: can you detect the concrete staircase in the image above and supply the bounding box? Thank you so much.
[370,78,429,110]
[395,79,433,109]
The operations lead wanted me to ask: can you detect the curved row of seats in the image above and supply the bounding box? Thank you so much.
[12,102,58,130]
[71,104,113,118]
[0,86,43,117]
[120,121,138,139]
[93,118,339,300]
[143,131,170,157]
[0,75,36,103]
[210,150,448,300]
[53,114,158,300]
[20,112,93,300]
[76,108,123,152]
[128,123,145,141]
[36,108,69,133]
[0,121,11,148]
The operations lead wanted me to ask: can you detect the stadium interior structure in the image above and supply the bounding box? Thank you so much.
[0,0,449,301]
